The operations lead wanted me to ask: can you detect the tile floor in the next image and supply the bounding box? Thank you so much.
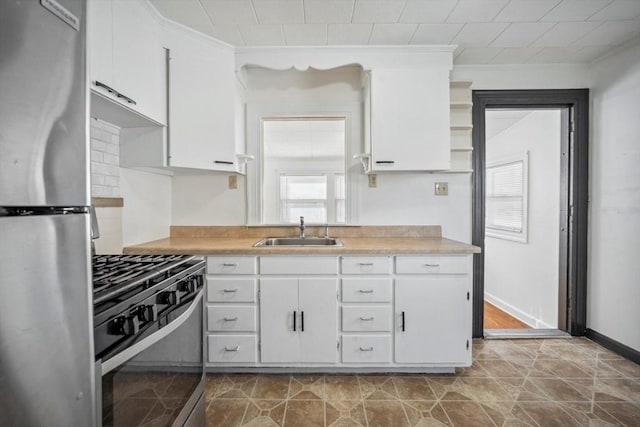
[205,338,640,427]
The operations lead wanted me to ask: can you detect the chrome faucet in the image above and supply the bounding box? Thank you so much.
[299,216,305,238]
[324,223,329,238]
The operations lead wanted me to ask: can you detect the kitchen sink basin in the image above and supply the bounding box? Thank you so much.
[253,237,343,247]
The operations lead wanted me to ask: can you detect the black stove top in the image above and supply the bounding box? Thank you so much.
[92,254,206,362]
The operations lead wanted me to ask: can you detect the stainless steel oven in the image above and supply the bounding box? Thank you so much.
[93,255,206,427]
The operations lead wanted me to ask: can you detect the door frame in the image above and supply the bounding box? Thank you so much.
[471,89,589,337]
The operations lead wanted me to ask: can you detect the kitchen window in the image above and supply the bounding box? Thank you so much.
[485,153,529,243]
[278,173,345,224]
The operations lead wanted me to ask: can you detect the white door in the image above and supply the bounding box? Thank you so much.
[298,278,338,363]
[259,278,299,363]
[395,278,470,364]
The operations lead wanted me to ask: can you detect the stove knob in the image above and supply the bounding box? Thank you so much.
[159,290,180,306]
[178,279,195,294]
[110,315,140,336]
[145,304,158,321]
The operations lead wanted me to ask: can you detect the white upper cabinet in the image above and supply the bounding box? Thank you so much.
[89,0,166,125]
[368,68,450,171]
[164,28,237,171]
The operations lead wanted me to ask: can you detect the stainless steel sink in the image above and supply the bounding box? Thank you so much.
[253,237,343,247]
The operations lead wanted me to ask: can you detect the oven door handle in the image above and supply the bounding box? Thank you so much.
[101,290,203,375]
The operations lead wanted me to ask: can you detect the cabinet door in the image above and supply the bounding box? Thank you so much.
[88,0,113,87]
[395,278,470,364]
[112,0,165,124]
[370,68,450,171]
[167,36,236,171]
[298,278,338,363]
[260,278,299,363]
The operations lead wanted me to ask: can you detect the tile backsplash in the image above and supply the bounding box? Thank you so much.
[90,118,120,197]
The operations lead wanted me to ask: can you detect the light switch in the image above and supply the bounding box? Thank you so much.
[435,182,448,196]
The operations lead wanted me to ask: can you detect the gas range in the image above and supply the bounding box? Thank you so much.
[92,254,206,363]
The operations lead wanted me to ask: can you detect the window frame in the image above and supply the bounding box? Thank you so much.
[485,152,529,243]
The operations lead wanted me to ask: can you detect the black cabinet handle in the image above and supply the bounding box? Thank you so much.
[375,160,395,164]
[94,80,117,94]
[214,160,234,165]
[301,311,304,332]
[116,92,137,105]
[293,310,296,331]
[401,311,405,332]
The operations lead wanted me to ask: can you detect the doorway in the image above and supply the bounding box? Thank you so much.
[471,90,589,338]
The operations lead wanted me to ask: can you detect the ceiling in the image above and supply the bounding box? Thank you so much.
[485,109,533,140]
[149,0,640,65]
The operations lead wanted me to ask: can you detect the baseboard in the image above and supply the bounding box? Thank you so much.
[585,328,640,364]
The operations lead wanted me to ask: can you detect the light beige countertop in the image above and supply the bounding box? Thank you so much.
[123,226,480,255]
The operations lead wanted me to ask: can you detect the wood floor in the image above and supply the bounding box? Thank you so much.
[484,301,530,329]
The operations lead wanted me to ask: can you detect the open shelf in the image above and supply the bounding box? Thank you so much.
[449,80,473,89]
[450,101,473,109]
[451,147,473,152]
[451,124,473,131]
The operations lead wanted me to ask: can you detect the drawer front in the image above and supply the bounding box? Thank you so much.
[396,255,469,274]
[207,335,257,364]
[207,305,256,332]
[207,256,257,275]
[341,335,391,363]
[207,278,256,303]
[341,256,392,275]
[342,278,392,302]
[260,256,338,275]
[342,305,391,332]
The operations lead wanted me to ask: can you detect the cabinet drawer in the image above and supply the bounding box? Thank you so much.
[342,278,392,302]
[260,256,338,275]
[207,335,257,364]
[207,278,256,303]
[207,256,257,275]
[396,255,469,274]
[342,335,391,363]
[207,305,256,332]
[341,256,391,274]
[342,306,391,332]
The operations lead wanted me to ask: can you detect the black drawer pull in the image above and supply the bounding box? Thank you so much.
[116,92,137,105]
[293,310,296,331]
[94,80,117,94]
[401,311,405,332]
[214,160,234,165]
[375,161,395,164]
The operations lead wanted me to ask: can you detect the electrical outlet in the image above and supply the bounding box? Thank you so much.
[228,175,238,190]
[368,174,377,188]
[435,182,448,196]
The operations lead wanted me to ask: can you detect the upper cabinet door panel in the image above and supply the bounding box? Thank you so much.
[112,0,165,124]
[88,0,113,86]
[370,68,450,171]
[167,34,236,171]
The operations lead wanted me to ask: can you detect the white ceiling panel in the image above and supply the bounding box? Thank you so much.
[305,0,355,24]
[526,46,576,63]
[531,22,602,47]
[200,0,257,25]
[150,0,212,28]
[573,20,640,46]
[540,0,612,22]
[237,24,285,45]
[493,0,561,23]
[490,23,555,47]
[454,47,504,64]
[489,47,543,64]
[451,23,509,47]
[589,0,640,21]
[352,0,406,24]
[252,0,304,24]
[284,24,328,45]
[410,23,463,44]
[399,0,458,24]
[194,24,245,45]
[370,23,418,44]
[446,0,510,23]
[328,23,373,45]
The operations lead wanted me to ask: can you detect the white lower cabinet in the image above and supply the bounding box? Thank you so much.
[260,277,338,364]
[205,254,472,370]
[395,276,471,365]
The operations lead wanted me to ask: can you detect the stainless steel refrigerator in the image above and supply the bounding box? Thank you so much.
[0,0,95,425]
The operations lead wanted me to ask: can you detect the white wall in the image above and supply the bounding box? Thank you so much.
[588,42,640,352]
[484,111,561,329]
[172,174,246,225]
[451,64,593,89]
[120,168,172,246]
